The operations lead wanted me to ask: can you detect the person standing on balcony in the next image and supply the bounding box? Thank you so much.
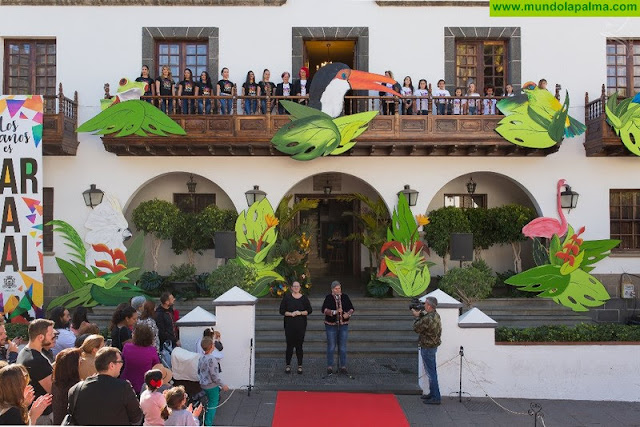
[293,66,311,105]
[178,68,198,115]
[379,70,400,115]
[412,296,442,405]
[276,72,292,114]
[466,82,480,115]
[242,71,259,115]
[197,71,214,115]
[432,79,450,115]
[321,281,354,376]
[279,281,313,375]
[136,65,155,104]
[483,85,497,115]
[258,69,276,114]
[156,66,175,114]
[217,67,234,115]
[505,83,515,97]
[414,79,430,115]
[401,76,414,115]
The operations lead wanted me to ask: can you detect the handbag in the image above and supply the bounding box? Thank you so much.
[61,380,84,426]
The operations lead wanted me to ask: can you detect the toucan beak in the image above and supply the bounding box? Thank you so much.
[348,70,401,97]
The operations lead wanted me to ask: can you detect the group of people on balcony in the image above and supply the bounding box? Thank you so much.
[137,65,312,115]
[135,65,526,117]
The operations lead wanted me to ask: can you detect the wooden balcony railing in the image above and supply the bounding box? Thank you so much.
[584,84,634,157]
[43,83,79,155]
[100,94,559,157]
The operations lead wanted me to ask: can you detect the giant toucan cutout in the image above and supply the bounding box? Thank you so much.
[271,63,400,161]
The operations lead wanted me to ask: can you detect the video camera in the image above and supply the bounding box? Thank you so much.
[409,297,423,311]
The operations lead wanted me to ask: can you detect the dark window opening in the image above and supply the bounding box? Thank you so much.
[610,189,640,251]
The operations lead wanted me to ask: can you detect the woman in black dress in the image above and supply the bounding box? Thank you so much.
[279,281,312,374]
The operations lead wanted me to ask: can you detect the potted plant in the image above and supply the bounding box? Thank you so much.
[131,199,180,272]
[438,260,496,309]
[167,263,197,294]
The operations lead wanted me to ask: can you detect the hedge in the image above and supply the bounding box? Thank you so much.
[496,323,640,342]
[5,323,29,340]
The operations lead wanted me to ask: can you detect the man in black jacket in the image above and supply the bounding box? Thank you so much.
[156,292,179,347]
[68,346,142,425]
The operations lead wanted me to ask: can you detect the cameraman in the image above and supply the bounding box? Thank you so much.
[412,296,442,405]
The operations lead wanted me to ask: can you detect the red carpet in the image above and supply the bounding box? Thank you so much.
[272,391,409,427]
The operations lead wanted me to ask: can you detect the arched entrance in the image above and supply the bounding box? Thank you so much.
[426,172,539,276]
[282,172,390,295]
[123,172,236,275]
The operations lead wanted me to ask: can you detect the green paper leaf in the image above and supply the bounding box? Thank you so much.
[579,239,620,270]
[90,281,147,306]
[271,115,341,161]
[124,234,145,284]
[55,258,89,291]
[330,111,378,155]
[279,100,330,120]
[48,220,86,264]
[47,285,98,310]
[505,264,569,295]
[616,120,640,156]
[549,235,562,266]
[532,237,550,266]
[77,100,186,137]
[388,194,417,246]
[547,92,570,143]
[559,251,584,276]
[251,276,277,298]
[494,111,557,148]
[551,269,610,312]
[85,267,137,289]
[377,276,405,297]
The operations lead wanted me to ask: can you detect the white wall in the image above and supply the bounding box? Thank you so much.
[428,304,640,402]
[0,0,638,275]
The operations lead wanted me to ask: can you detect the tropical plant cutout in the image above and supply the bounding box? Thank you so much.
[271,100,376,160]
[270,63,401,161]
[604,92,640,156]
[47,220,146,309]
[505,225,620,312]
[496,81,585,149]
[234,198,284,297]
[377,193,433,297]
[77,77,186,137]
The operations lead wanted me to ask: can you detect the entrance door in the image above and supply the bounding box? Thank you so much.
[296,194,361,282]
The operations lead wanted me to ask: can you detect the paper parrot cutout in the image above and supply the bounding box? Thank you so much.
[604,92,640,156]
[495,81,586,149]
[507,225,619,312]
[271,63,400,160]
[77,77,186,138]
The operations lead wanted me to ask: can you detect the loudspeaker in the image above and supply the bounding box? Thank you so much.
[214,231,236,259]
[450,233,473,261]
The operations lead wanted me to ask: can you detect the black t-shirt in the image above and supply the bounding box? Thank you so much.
[135,76,154,96]
[243,82,258,96]
[217,79,233,96]
[199,80,213,96]
[0,406,25,425]
[111,325,132,351]
[259,81,275,97]
[179,79,196,96]
[156,76,174,96]
[16,347,53,415]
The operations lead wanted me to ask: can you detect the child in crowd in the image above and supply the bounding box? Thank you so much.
[505,84,515,97]
[414,79,429,115]
[451,87,466,115]
[538,78,548,90]
[140,370,168,426]
[198,337,229,426]
[483,85,497,115]
[401,76,414,115]
[432,79,450,115]
[467,82,480,115]
[163,386,202,426]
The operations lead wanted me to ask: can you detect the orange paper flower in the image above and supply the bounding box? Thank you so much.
[416,214,430,226]
[265,214,279,228]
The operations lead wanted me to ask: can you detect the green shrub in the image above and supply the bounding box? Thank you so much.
[5,323,28,340]
[206,262,257,298]
[138,271,167,292]
[471,259,493,277]
[131,199,180,271]
[366,278,392,298]
[423,206,470,272]
[496,323,640,342]
[168,263,197,282]
[438,264,495,307]
[194,272,210,293]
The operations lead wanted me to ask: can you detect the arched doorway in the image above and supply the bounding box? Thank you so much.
[123,172,236,275]
[425,172,539,276]
[281,172,390,295]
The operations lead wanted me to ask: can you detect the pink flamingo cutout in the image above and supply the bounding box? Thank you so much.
[522,179,568,239]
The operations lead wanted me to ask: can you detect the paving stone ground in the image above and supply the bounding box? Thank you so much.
[209,356,640,426]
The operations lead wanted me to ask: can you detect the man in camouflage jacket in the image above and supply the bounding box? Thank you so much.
[412,296,442,404]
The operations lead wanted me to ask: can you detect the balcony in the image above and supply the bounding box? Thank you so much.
[584,85,636,157]
[101,95,560,157]
[43,84,79,155]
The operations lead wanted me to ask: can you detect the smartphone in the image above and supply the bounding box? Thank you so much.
[105,339,112,347]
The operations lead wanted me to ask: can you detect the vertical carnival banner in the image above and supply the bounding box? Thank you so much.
[0,95,44,323]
